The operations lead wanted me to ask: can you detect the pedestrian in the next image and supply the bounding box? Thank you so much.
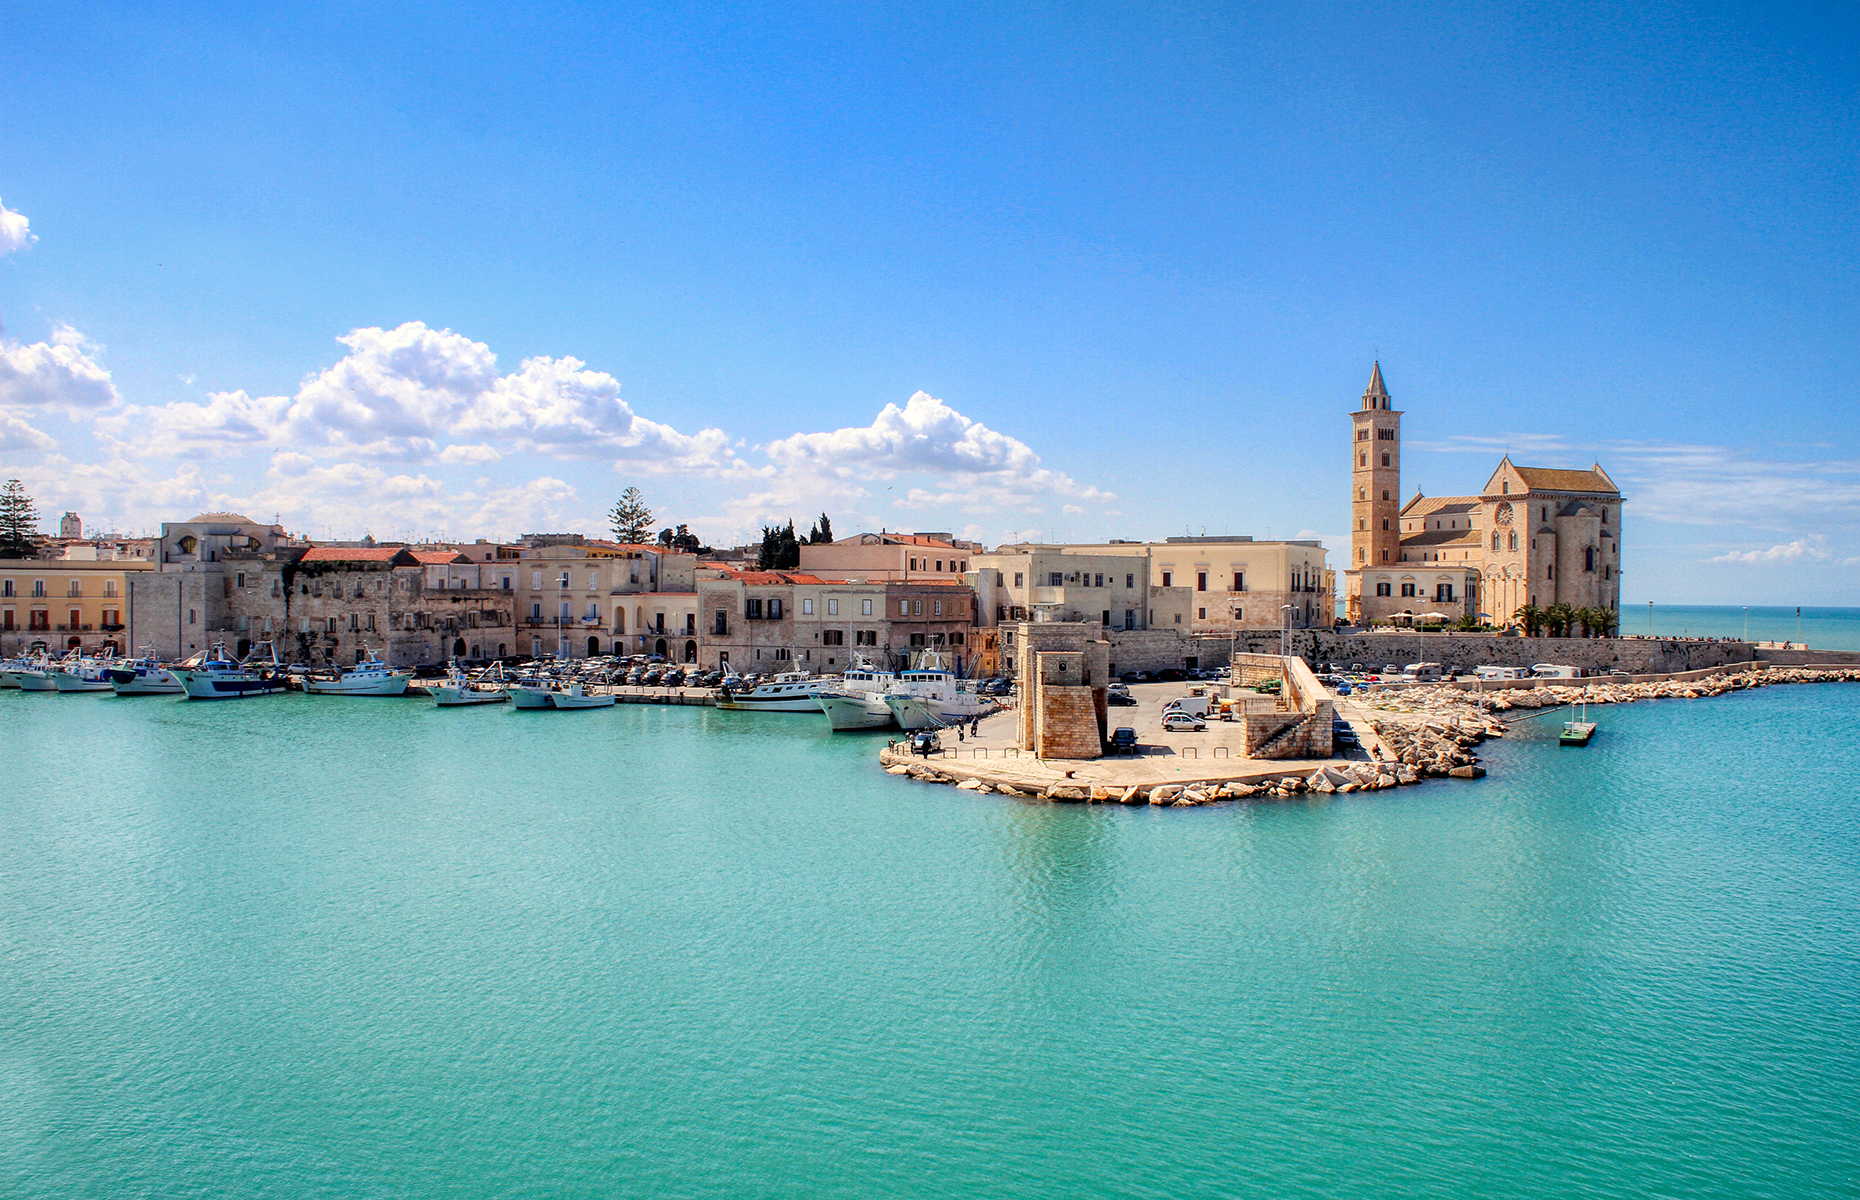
[956,726,965,742]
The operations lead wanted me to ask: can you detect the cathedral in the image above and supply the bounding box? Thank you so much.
[1343,363,1623,627]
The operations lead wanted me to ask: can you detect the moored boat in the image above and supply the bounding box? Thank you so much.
[1559,695,1597,746]
[303,650,412,696]
[176,641,287,700]
[432,663,510,706]
[108,653,185,695]
[50,654,118,692]
[814,663,899,730]
[548,682,616,709]
[880,664,998,731]
[715,671,830,713]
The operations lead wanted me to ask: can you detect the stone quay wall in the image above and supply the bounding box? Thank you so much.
[1109,625,1755,676]
[1754,646,1860,667]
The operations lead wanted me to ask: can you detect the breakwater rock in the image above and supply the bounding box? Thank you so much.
[1364,665,1860,727]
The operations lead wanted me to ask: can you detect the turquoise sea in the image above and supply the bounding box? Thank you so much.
[1634,604,1860,650]
[2,685,1857,1198]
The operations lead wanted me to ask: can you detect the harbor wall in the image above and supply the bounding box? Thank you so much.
[1754,647,1860,666]
[1106,626,1755,676]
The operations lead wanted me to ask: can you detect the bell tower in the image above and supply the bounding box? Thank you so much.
[1346,362,1402,619]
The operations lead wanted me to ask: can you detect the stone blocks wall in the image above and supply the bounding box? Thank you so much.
[1301,631,1752,675]
[1037,687,1103,760]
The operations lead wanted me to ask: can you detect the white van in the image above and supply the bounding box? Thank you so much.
[1473,665,1531,681]
[1531,663,1584,679]
[1162,694,1213,719]
[1400,662,1444,682]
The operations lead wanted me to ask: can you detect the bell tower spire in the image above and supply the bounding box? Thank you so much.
[1346,362,1403,622]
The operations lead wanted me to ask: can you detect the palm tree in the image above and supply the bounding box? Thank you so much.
[1545,602,1576,638]
[1590,607,1619,638]
[1514,603,1545,637]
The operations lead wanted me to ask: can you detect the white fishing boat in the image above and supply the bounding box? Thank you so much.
[432,663,509,707]
[176,641,287,700]
[881,664,998,731]
[548,682,616,709]
[6,654,60,691]
[715,671,829,713]
[303,650,412,696]
[108,652,185,695]
[507,680,558,709]
[0,657,29,688]
[814,663,900,730]
[50,654,118,692]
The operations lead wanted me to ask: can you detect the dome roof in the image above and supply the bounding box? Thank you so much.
[184,511,256,524]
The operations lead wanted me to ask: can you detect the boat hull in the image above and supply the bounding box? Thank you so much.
[433,686,508,706]
[178,673,287,699]
[508,685,556,709]
[303,674,411,696]
[816,692,895,730]
[883,694,944,731]
[12,671,59,691]
[715,695,823,712]
[550,690,615,709]
[51,672,115,692]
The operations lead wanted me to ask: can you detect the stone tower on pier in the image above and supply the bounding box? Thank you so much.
[1345,363,1401,623]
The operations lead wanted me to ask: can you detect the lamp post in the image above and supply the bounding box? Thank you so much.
[1280,604,1295,660]
[1743,606,1748,642]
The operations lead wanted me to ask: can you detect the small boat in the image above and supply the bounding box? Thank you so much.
[176,641,288,700]
[6,654,60,691]
[303,650,412,696]
[432,663,509,707]
[0,657,29,688]
[1559,695,1597,746]
[548,682,615,709]
[50,654,119,692]
[507,679,559,709]
[108,652,185,695]
[814,663,899,731]
[880,661,999,731]
[715,671,829,713]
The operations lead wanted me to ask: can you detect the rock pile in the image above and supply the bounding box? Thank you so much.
[1367,665,1859,725]
[1371,718,1488,777]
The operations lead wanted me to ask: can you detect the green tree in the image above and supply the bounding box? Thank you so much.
[1589,607,1619,637]
[1514,603,1545,637]
[0,479,40,557]
[1544,602,1576,638]
[811,513,833,544]
[756,520,801,570]
[608,487,653,543]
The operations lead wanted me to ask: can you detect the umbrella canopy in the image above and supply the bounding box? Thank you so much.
[1418,611,1451,622]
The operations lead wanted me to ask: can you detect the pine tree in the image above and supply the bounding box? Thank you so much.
[813,512,833,544]
[608,487,653,543]
[0,479,39,557]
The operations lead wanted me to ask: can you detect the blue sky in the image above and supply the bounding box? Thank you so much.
[1,1,1855,604]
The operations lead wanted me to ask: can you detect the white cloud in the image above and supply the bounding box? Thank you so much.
[765,392,1108,504]
[0,327,120,412]
[116,322,732,469]
[1709,538,1832,564]
[0,197,32,255]
[0,410,56,452]
[98,388,290,457]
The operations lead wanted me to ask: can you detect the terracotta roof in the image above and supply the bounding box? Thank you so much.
[298,546,417,564]
[410,549,470,565]
[1400,528,1482,549]
[725,571,833,585]
[1512,465,1618,494]
[1400,495,1480,519]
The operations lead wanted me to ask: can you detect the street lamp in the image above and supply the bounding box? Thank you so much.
[1280,604,1295,659]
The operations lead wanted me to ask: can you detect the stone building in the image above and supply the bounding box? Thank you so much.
[1013,621,1110,759]
[797,531,981,583]
[969,545,1190,632]
[130,512,304,660]
[509,541,699,660]
[1343,364,1623,627]
[696,570,976,673]
[202,545,516,667]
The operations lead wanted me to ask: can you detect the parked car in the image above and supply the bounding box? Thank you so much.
[1107,691,1137,707]
[1161,711,1207,733]
[1156,668,1187,682]
[1107,727,1139,754]
[662,669,685,687]
[1119,671,1140,683]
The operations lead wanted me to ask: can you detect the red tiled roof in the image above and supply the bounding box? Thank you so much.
[1513,466,1618,494]
[298,546,416,564]
[410,549,471,564]
[728,571,832,585]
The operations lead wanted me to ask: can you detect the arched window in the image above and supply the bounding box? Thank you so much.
[1360,453,1367,467]
[1493,533,1501,552]
[1585,547,1595,571]
[1381,453,1390,466]
[1381,519,1389,530]
[1508,532,1518,551]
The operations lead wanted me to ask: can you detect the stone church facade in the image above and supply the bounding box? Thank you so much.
[1343,364,1623,627]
